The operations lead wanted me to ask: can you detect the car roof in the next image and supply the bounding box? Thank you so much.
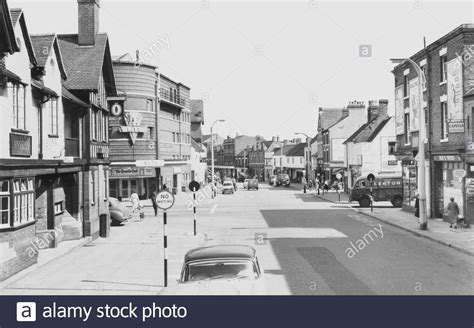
[185,245,257,262]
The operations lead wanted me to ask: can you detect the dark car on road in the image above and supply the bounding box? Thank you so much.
[247,179,259,190]
[175,245,265,295]
[276,174,290,187]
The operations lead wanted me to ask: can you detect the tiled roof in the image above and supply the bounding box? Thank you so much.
[191,138,204,153]
[273,144,297,156]
[318,108,346,131]
[9,8,21,26]
[57,33,111,91]
[286,143,306,157]
[358,117,392,143]
[30,34,55,67]
[343,122,370,144]
[262,140,273,148]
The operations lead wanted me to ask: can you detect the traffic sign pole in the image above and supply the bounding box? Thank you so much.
[193,187,197,236]
[163,209,168,287]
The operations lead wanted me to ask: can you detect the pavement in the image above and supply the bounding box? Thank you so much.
[313,190,474,256]
[1,183,472,295]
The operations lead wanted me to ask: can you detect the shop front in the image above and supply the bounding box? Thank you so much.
[464,156,474,228]
[401,159,418,212]
[109,165,157,200]
[432,155,465,220]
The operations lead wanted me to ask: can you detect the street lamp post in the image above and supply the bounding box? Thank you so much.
[391,57,427,230]
[210,119,225,198]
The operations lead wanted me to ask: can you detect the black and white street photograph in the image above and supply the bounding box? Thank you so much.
[0,0,473,297]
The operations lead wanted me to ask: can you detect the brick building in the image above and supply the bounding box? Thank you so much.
[392,24,474,224]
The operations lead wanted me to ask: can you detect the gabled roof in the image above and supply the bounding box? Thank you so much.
[286,143,306,157]
[273,144,297,156]
[343,122,370,144]
[318,108,346,132]
[9,8,37,66]
[0,0,19,54]
[30,34,67,80]
[358,117,392,143]
[235,149,248,157]
[262,140,273,148]
[57,33,116,94]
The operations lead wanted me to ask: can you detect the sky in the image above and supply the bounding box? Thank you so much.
[9,0,473,140]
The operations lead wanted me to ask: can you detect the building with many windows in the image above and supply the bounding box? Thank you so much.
[392,24,474,224]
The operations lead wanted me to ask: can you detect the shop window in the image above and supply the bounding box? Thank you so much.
[0,180,10,228]
[404,113,410,144]
[11,178,34,226]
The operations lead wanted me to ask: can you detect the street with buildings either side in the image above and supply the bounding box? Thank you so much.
[1,0,474,297]
[0,183,472,295]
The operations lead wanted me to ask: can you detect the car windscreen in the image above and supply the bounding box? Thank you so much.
[277,174,289,179]
[183,260,259,282]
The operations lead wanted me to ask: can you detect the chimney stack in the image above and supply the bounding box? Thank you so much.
[378,99,389,117]
[78,0,100,46]
[367,100,379,121]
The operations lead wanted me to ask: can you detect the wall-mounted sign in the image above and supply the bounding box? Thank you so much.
[388,160,398,166]
[110,103,123,117]
[448,120,465,133]
[110,167,155,178]
[119,126,146,133]
[123,111,143,145]
[136,160,165,167]
[433,155,462,162]
[447,58,463,122]
[395,85,404,135]
[10,133,32,157]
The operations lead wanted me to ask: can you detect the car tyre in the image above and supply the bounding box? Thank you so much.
[391,196,403,208]
[359,196,371,208]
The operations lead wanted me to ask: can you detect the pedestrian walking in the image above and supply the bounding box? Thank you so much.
[150,190,158,217]
[446,197,460,229]
[130,190,140,213]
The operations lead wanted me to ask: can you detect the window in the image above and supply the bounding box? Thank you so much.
[91,110,97,140]
[440,55,448,83]
[91,172,96,205]
[11,178,34,226]
[388,142,396,155]
[10,83,26,130]
[146,99,153,111]
[148,127,155,140]
[0,181,10,227]
[441,102,448,140]
[104,170,108,201]
[403,75,409,98]
[102,113,107,142]
[404,113,410,144]
[49,98,58,135]
[54,201,64,215]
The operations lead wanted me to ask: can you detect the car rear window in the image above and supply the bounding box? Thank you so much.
[184,260,259,282]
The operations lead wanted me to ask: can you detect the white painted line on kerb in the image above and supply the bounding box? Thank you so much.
[210,204,218,214]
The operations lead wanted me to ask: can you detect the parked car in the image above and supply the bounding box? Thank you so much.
[109,197,131,225]
[222,181,235,194]
[247,179,259,190]
[175,245,265,295]
[276,174,290,187]
[349,175,403,207]
[269,175,277,186]
[243,179,251,189]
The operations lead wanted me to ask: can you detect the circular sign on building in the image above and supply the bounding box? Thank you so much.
[110,103,123,117]
[156,191,175,210]
[336,173,342,180]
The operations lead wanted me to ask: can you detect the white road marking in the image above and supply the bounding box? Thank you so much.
[210,204,218,214]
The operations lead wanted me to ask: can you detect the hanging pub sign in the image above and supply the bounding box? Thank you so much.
[110,102,123,117]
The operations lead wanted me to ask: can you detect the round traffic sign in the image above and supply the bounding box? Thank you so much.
[189,181,201,192]
[156,191,175,210]
[367,173,375,182]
